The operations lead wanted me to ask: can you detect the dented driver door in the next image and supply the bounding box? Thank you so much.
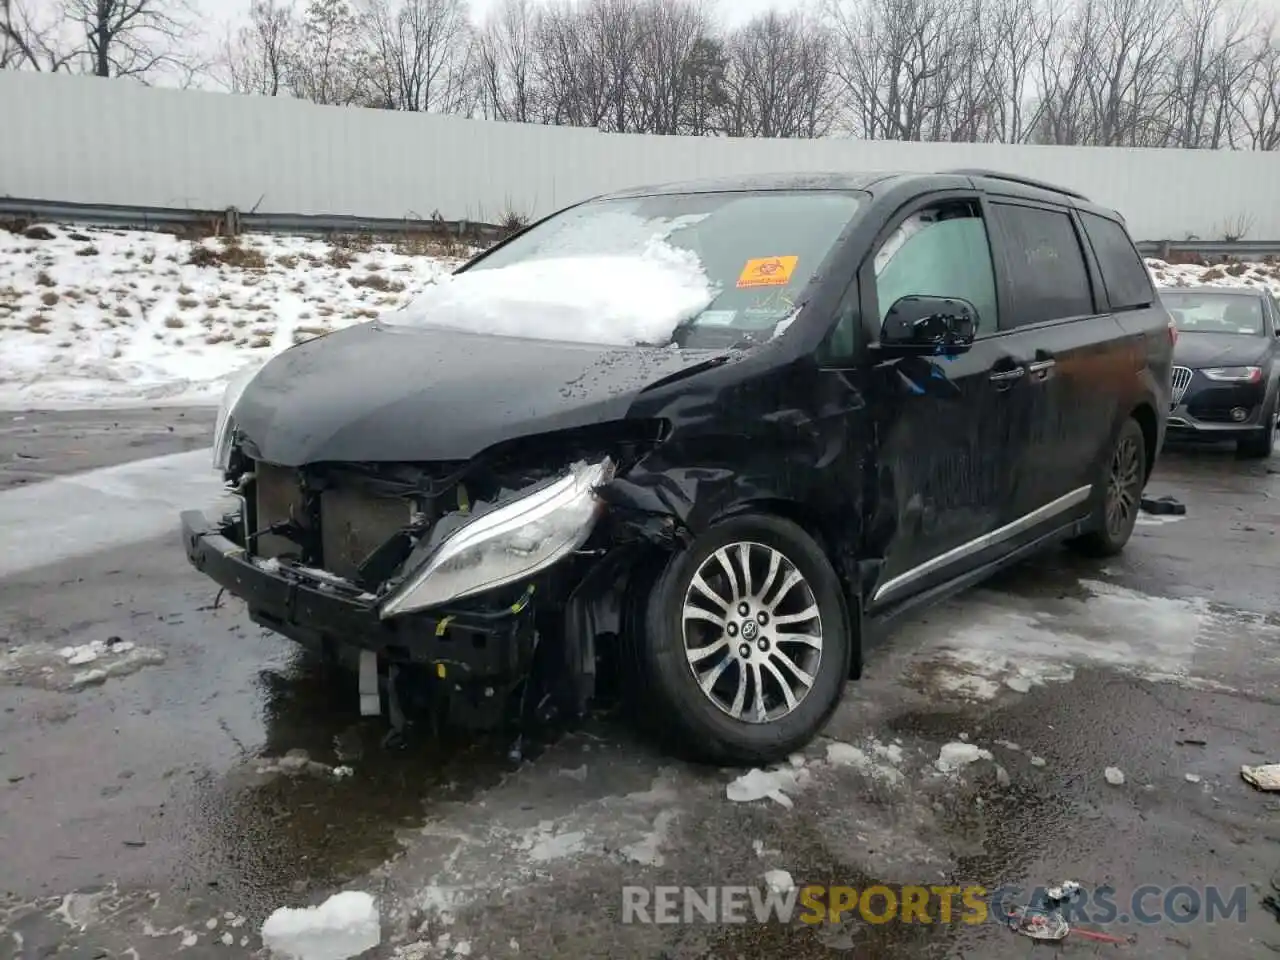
[859,193,1028,612]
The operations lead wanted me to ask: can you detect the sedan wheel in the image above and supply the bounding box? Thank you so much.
[634,513,852,765]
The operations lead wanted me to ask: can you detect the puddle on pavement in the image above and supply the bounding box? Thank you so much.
[175,650,539,915]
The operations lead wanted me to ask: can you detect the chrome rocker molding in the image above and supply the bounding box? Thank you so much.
[872,485,1093,605]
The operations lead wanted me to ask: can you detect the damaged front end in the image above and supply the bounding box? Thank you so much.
[182,419,671,737]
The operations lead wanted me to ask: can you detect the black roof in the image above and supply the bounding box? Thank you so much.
[596,171,899,198]
[593,168,1115,217]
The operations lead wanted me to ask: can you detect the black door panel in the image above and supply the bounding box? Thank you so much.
[987,200,1130,529]
[870,339,1030,607]
[1008,316,1130,518]
[859,193,1028,610]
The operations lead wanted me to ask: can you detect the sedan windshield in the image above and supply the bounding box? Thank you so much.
[1161,291,1266,336]
[385,190,865,348]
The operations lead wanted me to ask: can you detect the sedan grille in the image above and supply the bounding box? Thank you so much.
[1170,366,1193,407]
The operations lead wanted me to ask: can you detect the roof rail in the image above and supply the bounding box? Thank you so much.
[943,168,1089,202]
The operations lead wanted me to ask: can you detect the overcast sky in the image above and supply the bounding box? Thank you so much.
[199,0,808,39]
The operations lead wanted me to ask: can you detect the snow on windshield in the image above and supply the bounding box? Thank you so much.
[384,213,718,346]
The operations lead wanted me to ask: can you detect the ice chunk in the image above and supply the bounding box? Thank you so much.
[1104,766,1126,786]
[726,767,798,808]
[260,890,380,960]
[935,742,993,773]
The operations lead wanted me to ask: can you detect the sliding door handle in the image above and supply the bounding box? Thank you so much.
[1028,358,1056,381]
[989,367,1026,383]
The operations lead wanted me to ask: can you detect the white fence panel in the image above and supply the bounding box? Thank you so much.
[1,70,1276,241]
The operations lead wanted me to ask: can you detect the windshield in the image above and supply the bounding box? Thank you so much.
[1161,291,1266,336]
[384,190,865,348]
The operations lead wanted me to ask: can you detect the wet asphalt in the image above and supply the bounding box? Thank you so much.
[0,409,1278,960]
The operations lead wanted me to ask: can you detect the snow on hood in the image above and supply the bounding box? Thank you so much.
[384,235,718,347]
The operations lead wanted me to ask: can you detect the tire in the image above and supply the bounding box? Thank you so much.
[633,513,852,766]
[1236,395,1277,459]
[1067,417,1147,558]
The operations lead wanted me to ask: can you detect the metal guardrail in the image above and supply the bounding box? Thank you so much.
[0,196,507,242]
[1136,239,1280,260]
[3,195,1278,259]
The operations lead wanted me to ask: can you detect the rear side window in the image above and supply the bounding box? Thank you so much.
[992,203,1094,328]
[1080,212,1154,310]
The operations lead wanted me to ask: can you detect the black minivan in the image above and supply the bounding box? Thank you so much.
[181,169,1174,764]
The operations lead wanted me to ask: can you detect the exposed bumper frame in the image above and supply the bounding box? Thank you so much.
[180,509,537,678]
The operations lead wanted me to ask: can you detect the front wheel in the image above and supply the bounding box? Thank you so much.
[1067,417,1147,558]
[635,513,852,766]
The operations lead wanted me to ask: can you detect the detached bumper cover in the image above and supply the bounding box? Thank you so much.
[180,510,536,675]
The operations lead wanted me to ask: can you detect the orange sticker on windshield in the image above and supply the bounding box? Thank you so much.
[737,256,798,288]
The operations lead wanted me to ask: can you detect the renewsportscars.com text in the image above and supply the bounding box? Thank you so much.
[621,883,1250,926]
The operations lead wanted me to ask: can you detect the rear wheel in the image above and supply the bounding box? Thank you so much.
[1236,395,1277,459]
[634,514,852,766]
[1067,417,1147,558]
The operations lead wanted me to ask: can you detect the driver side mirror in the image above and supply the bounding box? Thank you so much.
[879,295,978,358]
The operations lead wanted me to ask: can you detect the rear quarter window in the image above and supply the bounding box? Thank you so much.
[1080,212,1154,311]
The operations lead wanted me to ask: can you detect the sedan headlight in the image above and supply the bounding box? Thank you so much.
[211,364,260,470]
[379,458,616,618]
[1202,366,1262,383]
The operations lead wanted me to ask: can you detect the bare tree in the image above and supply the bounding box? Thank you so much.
[1159,0,1257,146]
[3,0,75,70]
[983,0,1052,142]
[532,0,621,128]
[828,0,970,140]
[221,0,295,96]
[358,0,474,112]
[475,0,538,121]
[289,0,367,104]
[115,0,1280,151]
[61,0,196,81]
[719,9,837,138]
[1241,20,1280,148]
[628,0,716,134]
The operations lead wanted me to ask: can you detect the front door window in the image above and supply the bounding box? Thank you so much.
[874,201,999,334]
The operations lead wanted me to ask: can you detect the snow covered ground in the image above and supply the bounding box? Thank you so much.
[1,219,1277,410]
[0,223,467,409]
[1148,257,1280,294]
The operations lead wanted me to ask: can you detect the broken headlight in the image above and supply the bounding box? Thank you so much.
[212,364,260,471]
[378,458,616,618]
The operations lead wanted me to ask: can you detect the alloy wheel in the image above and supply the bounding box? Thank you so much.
[1105,434,1142,538]
[681,542,824,724]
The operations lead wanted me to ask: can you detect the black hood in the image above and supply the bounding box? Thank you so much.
[1174,332,1270,368]
[230,322,724,465]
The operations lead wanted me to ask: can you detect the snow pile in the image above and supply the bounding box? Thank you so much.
[387,235,717,346]
[0,224,463,409]
[261,891,380,960]
[1146,258,1280,295]
[60,638,134,665]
